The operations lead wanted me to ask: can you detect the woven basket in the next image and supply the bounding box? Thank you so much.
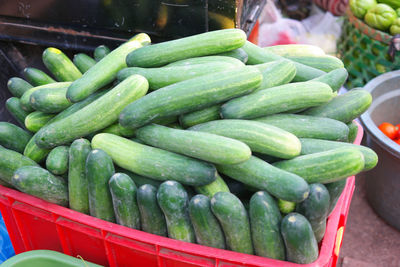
[337,9,400,89]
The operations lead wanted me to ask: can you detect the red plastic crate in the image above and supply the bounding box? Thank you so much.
[0,123,363,267]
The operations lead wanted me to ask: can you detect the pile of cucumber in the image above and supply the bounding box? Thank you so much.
[0,29,378,264]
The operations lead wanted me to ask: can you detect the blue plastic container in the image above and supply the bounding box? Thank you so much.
[0,212,15,263]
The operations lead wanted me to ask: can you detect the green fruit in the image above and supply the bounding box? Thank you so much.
[364,4,397,31]
[349,0,377,19]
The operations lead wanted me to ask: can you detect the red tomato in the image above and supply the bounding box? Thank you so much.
[395,124,400,139]
[378,122,397,139]
[394,139,400,145]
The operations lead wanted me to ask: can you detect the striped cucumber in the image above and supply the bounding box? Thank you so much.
[0,146,38,184]
[94,45,111,61]
[194,173,230,198]
[166,56,244,67]
[0,122,31,153]
[253,60,296,92]
[46,146,69,175]
[347,121,358,143]
[284,55,344,72]
[73,53,96,73]
[263,44,325,57]
[119,66,262,129]
[5,97,29,127]
[23,67,56,86]
[30,86,72,113]
[25,111,55,133]
[7,77,33,98]
[217,48,248,63]
[42,47,82,81]
[179,105,221,129]
[312,68,348,92]
[101,123,135,138]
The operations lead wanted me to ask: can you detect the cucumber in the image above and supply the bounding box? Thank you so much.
[5,97,29,127]
[210,192,253,254]
[254,114,349,141]
[242,41,325,81]
[126,29,247,68]
[119,66,262,129]
[299,138,378,171]
[36,75,148,148]
[167,123,183,129]
[194,173,230,198]
[42,47,82,81]
[7,77,33,97]
[0,122,32,153]
[137,184,167,236]
[46,146,69,175]
[109,173,140,229]
[157,181,195,242]
[23,136,51,163]
[116,168,161,188]
[68,139,91,213]
[296,183,330,242]
[73,53,96,73]
[217,48,248,63]
[217,156,309,202]
[117,62,236,90]
[86,149,115,222]
[166,56,244,68]
[30,86,72,113]
[23,67,56,86]
[11,166,68,206]
[221,81,333,120]
[302,89,372,123]
[253,60,296,92]
[281,213,319,264]
[20,82,71,112]
[94,45,111,61]
[25,111,55,133]
[278,199,296,214]
[189,194,226,249]
[91,133,216,186]
[189,119,301,159]
[179,105,221,129]
[263,44,325,57]
[250,191,285,260]
[136,124,251,165]
[101,123,135,138]
[347,121,359,143]
[284,55,344,72]
[152,115,178,126]
[273,148,365,184]
[312,68,348,92]
[325,179,347,215]
[67,37,144,103]
[0,145,38,184]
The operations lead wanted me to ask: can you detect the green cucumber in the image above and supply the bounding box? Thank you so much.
[179,105,221,129]
[46,146,69,175]
[126,29,247,68]
[73,53,96,73]
[347,121,359,143]
[68,138,91,213]
[296,183,330,242]
[300,138,378,171]
[253,60,296,92]
[325,179,347,215]
[194,173,230,198]
[217,156,309,202]
[157,181,195,242]
[101,123,135,137]
[210,192,253,254]
[189,119,301,159]
[67,37,145,103]
[284,55,344,72]
[189,194,226,249]
[109,173,140,229]
[23,67,56,86]
[119,66,262,129]
[23,136,51,163]
[281,213,319,264]
[42,47,82,81]
[250,191,285,260]
[86,149,115,222]
[254,114,349,141]
[94,45,111,61]
[302,89,372,123]
[36,75,148,148]
[263,44,325,57]
[117,62,236,90]
[136,124,251,165]
[137,184,167,236]
[116,168,161,188]
[12,166,68,206]
[278,199,296,214]
[167,123,183,129]
[312,68,348,92]
[0,145,38,184]
[0,122,32,153]
[30,86,72,113]
[273,148,365,184]
[217,48,248,63]
[166,56,244,67]
[91,133,216,186]
[5,97,29,127]
[20,82,71,112]
[7,77,33,98]
[25,111,55,133]
[221,81,333,120]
